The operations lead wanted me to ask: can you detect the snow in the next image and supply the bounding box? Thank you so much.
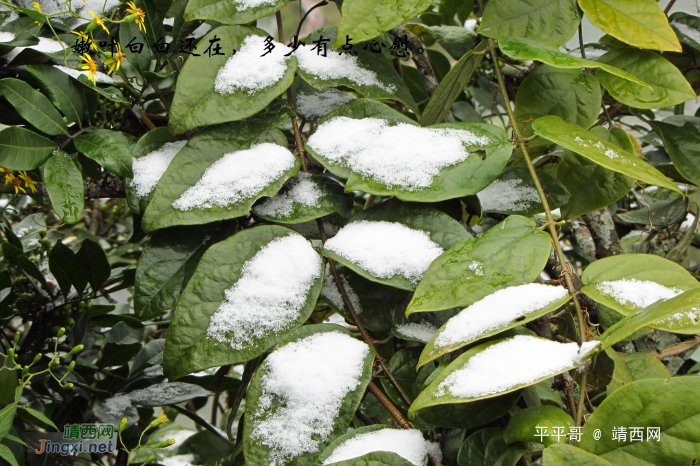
[54,64,117,83]
[435,284,568,348]
[251,331,369,466]
[321,269,363,314]
[295,46,395,92]
[172,143,295,211]
[214,35,290,95]
[325,221,443,283]
[253,172,322,217]
[127,382,210,406]
[464,19,477,31]
[322,428,442,466]
[478,178,540,212]
[673,22,700,45]
[295,88,354,121]
[658,307,700,329]
[236,0,276,10]
[436,336,600,398]
[0,32,14,43]
[103,394,132,416]
[308,117,490,191]
[191,23,212,39]
[4,37,66,61]
[206,234,322,350]
[395,322,437,342]
[162,429,196,450]
[468,261,484,276]
[130,141,187,197]
[164,454,196,466]
[595,279,682,309]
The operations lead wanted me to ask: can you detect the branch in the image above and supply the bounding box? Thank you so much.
[570,217,597,263]
[171,404,231,443]
[583,208,622,258]
[649,336,700,359]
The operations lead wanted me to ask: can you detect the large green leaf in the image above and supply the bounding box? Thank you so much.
[543,444,613,466]
[504,406,573,447]
[479,0,581,46]
[457,428,505,466]
[133,0,164,58]
[421,41,487,126]
[322,200,470,291]
[335,0,433,48]
[578,0,682,52]
[556,126,635,219]
[605,351,670,396]
[49,241,88,296]
[0,78,68,136]
[162,226,323,380]
[43,151,84,224]
[243,324,374,466]
[515,65,601,136]
[407,216,552,314]
[597,288,700,350]
[531,115,681,194]
[497,37,651,88]
[185,0,288,24]
[595,49,695,110]
[142,121,296,232]
[579,377,700,464]
[120,21,151,80]
[650,120,700,187]
[252,173,351,224]
[76,239,111,293]
[669,12,700,53]
[0,127,55,170]
[24,64,84,126]
[74,129,133,178]
[418,389,522,429]
[314,425,423,466]
[168,26,298,134]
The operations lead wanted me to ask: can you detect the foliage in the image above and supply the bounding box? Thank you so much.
[0,0,699,465]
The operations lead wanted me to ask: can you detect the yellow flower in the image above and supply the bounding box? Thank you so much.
[6,174,25,194]
[157,411,168,424]
[88,11,110,34]
[31,2,41,24]
[18,172,37,193]
[125,1,146,33]
[2,168,13,183]
[104,43,125,74]
[71,30,98,51]
[79,53,98,85]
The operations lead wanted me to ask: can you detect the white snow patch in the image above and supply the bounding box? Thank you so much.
[162,429,196,450]
[673,22,700,45]
[236,0,276,10]
[206,234,321,350]
[4,37,65,61]
[468,261,484,276]
[127,382,210,406]
[478,178,540,212]
[595,279,682,309]
[172,143,295,211]
[163,454,196,466]
[325,221,443,283]
[395,322,437,343]
[103,394,132,416]
[308,117,490,191]
[436,336,600,398]
[658,307,700,329]
[321,269,363,314]
[0,32,14,43]
[295,88,354,121]
[435,284,568,348]
[191,23,212,39]
[214,35,290,95]
[252,331,369,466]
[322,428,442,466]
[54,64,117,83]
[464,19,478,31]
[130,140,187,197]
[253,172,322,217]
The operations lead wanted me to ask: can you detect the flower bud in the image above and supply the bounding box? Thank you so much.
[148,410,169,428]
[13,331,20,345]
[62,383,73,389]
[7,348,14,362]
[49,358,59,368]
[144,455,156,465]
[157,438,175,448]
[32,353,42,364]
[22,367,29,377]
[119,417,128,433]
[57,327,65,338]
[68,344,84,355]
[85,19,98,33]
[122,13,138,22]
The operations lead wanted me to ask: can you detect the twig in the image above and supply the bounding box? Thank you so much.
[226,358,258,441]
[578,26,586,59]
[649,336,700,359]
[150,82,170,113]
[137,109,157,130]
[171,404,230,443]
[665,0,677,14]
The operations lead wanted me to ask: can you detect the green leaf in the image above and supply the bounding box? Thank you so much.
[0,357,18,407]
[243,324,375,466]
[543,444,613,465]
[76,239,111,292]
[0,78,68,136]
[134,0,165,57]
[120,21,151,80]
[497,37,651,88]
[24,64,84,126]
[407,216,552,314]
[556,126,635,219]
[457,428,505,466]
[0,404,16,442]
[595,49,695,110]
[49,240,88,296]
[579,377,700,464]
[531,115,681,194]
[142,121,297,232]
[0,445,18,466]
[43,150,84,224]
[417,387,523,429]
[421,41,487,126]
[418,286,571,367]
[597,289,700,350]
[134,224,218,320]
[493,444,528,466]
[335,0,433,48]
[606,352,670,396]
[616,197,687,227]
[477,166,570,216]
[515,65,602,136]
[578,0,682,52]
[2,243,47,288]
[74,129,133,178]
[380,348,435,411]
[185,0,288,25]
[0,126,55,170]
[439,0,473,25]
[650,120,700,187]
[504,406,573,447]
[479,0,581,46]
[163,226,323,380]
[314,425,419,466]
[168,26,298,134]
[404,24,478,59]
[76,76,130,104]
[252,173,351,224]
[669,12,700,53]
[21,407,57,430]
[130,339,166,375]
[322,200,470,291]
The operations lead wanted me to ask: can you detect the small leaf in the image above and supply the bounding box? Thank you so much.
[119,21,151,80]
[605,352,670,396]
[49,241,88,296]
[0,445,18,466]
[669,11,700,52]
[0,127,55,170]
[2,243,47,288]
[21,407,57,430]
[0,404,17,442]
[651,119,700,187]
[0,78,69,136]
[74,129,133,178]
[43,150,85,224]
[76,239,111,292]
[25,64,84,126]
[504,406,573,447]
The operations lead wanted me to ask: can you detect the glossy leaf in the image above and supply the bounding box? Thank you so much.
[596,49,695,110]
[76,239,111,292]
[163,226,323,380]
[49,241,88,296]
[0,127,55,170]
[504,406,573,447]
[532,116,681,194]
[119,21,151,80]
[651,120,700,187]
[407,216,552,314]
[543,444,613,465]
[74,129,134,178]
[185,0,288,24]
[479,0,581,46]
[457,428,505,466]
[404,24,478,59]
[380,347,435,411]
[24,64,84,126]
[0,78,68,136]
[43,150,84,224]
[578,0,682,52]
[606,352,670,396]
[616,197,687,227]
[669,12,700,52]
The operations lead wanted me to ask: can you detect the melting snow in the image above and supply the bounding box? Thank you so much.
[395,322,438,342]
[478,178,540,212]
[673,22,700,45]
[103,394,132,416]
[595,279,682,309]
[658,307,700,329]
[321,269,363,314]
[253,172,322,218]
[130,141,187,197]
[206,234,322,350]
[236,0,276,10]
[0,32,14,43]
[295,88,354,121]
[4,37,66,61]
